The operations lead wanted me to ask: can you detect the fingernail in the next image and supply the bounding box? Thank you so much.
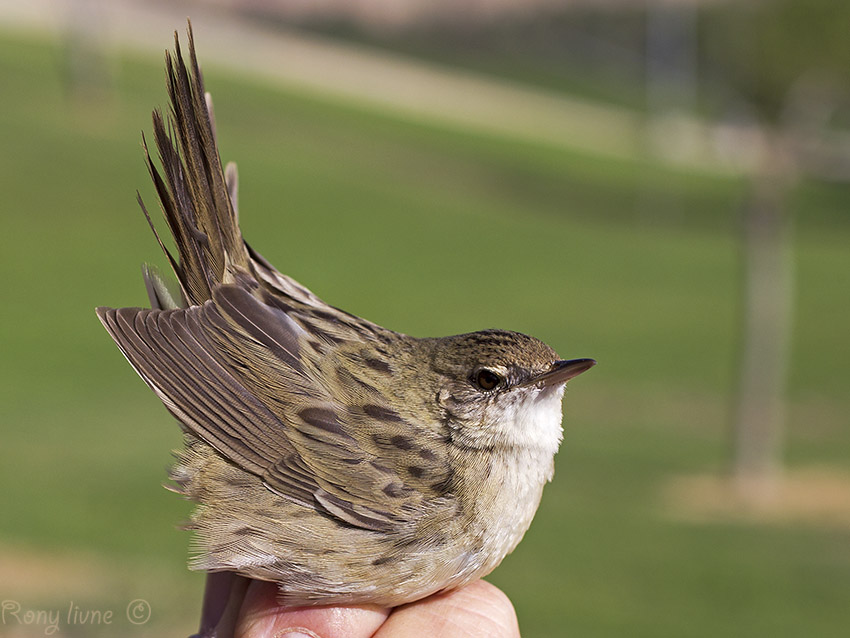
[275,629,319,638]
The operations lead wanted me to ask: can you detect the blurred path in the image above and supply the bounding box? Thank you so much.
[0,0,723,171]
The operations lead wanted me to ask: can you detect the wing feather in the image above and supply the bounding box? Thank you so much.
[98,283,453,532]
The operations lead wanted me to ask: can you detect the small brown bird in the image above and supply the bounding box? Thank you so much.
[97,24,594,637]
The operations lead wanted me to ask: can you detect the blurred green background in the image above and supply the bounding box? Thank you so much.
[0,2,848,637]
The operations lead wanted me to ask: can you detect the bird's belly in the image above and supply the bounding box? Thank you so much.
[169,435,505,606]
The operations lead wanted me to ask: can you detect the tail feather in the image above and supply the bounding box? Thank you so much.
[142,263,185,311]
[144,23,250,306]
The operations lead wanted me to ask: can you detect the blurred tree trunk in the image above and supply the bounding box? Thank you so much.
[646,4,698,112]
[61,0,110,104]
[732,135,795,503]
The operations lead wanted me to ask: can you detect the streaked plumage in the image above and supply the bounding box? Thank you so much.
[96,25,594,608]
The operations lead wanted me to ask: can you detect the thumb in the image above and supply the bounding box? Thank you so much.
[235,579,390,638]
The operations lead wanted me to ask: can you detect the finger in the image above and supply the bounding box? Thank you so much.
[373,580,520,638]
[235,579,390,638]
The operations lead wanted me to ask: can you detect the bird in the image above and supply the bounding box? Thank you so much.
[96,23,594,637]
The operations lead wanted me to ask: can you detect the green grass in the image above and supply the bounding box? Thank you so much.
[0,29,848,637]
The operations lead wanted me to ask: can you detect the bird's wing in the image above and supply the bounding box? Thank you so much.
[97,284,452,531]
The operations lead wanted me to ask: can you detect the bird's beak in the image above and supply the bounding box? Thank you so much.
[523,358,596,388]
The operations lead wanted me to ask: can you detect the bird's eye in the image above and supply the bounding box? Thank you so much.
[474,369,502,391]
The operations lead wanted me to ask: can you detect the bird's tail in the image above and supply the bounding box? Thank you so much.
[140,23,250,309]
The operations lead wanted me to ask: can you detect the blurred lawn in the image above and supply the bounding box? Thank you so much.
[0,29,848,637]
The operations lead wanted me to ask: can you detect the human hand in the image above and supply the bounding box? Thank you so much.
[235,579,520,638]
